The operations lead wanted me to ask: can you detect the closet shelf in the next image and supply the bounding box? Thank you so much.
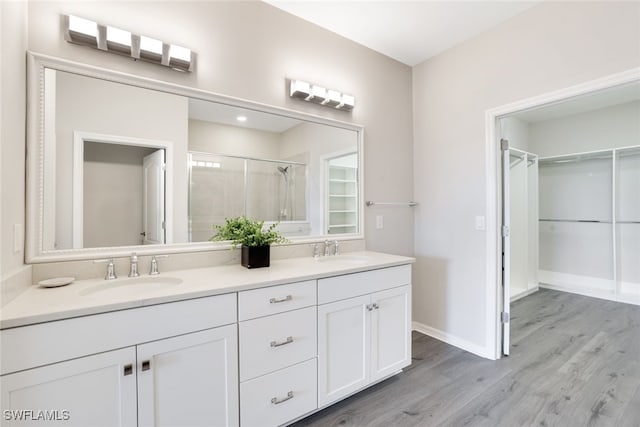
[616,221,640,224]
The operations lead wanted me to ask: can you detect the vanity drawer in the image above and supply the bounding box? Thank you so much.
[318,264,411,304]
[240,358,317,427]
[239,306,316,381]
[238,280,316,321]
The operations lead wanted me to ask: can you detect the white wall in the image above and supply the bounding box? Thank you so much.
[1,0,30,305]
[500,116,530,152]
[529,100,640,157]
[412,1,640,356]
[26,0,414,258]
[83,143,156,248]
[188,120,281,159]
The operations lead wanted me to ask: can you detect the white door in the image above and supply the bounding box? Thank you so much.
[136,325,239,427]
[370,285,412,382]
[501,138,511,356]
[0,347,137,427]
[317,295,370,407]
[143,149,165,245]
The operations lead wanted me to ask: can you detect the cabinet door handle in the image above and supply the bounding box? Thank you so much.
[269,295,293,304]
[372,303,380,310]
[366,304,374,311]
[271,391,294,405]
[270,336,294,347]
[141,360,151,371]
[123,364,133,376]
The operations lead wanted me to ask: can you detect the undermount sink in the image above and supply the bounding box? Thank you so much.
[316,255,370,264]
[78,276,183,296]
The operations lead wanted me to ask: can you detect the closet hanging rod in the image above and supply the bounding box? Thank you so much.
[366,201,418,207]
[539,219,612,223]
[616,221,640,224]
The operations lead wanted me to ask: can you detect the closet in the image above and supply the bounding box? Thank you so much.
[502,91,640,307]
[538,146,640,305]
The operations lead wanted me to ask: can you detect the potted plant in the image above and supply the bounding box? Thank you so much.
[210,217,287,268]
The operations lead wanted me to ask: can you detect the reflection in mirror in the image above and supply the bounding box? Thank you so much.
[36,62,360,259]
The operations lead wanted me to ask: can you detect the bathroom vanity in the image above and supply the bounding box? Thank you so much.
[0,252,413,427]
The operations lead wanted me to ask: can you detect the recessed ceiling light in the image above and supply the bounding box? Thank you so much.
[236,116,247,122]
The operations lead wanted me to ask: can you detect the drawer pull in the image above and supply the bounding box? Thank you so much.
[141,360,151,371]
[271,391,294,405]
[270,336,294,347]
[269,295,293,304]
[123,364,133,376]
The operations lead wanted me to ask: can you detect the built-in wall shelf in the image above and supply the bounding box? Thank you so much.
[326,156,358,235]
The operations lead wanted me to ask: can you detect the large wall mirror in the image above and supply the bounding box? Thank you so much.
[26,53,363,262]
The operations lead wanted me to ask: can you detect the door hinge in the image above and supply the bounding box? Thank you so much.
[500,139,509,151]
[161,221,166,230]
[501,312,510,323]
[502,225,510,237]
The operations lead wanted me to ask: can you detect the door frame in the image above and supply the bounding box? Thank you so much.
[484,67,640,359]
[72,131,174,248]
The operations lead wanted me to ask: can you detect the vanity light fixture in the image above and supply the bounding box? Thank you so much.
[63,15,195,72]
[289,79,355,111]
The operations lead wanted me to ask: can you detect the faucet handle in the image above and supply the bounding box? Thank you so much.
[94,258,117,280]
[149,255,169,275]
[311,244,320,259]
[334,240,340,256]
[128,252,140,278]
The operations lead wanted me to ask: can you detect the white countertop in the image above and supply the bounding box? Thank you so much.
[0,251,414,329]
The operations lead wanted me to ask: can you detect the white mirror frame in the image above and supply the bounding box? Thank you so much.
[26,52,364,263]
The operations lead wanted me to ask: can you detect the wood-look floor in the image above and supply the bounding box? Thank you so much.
[294,289,640,427]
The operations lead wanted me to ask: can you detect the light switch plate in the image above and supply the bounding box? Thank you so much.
[475,216,486,231]
[376,215,384,230]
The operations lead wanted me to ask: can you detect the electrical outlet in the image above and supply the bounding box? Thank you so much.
[376,215,384,230]
[475,216,486,231]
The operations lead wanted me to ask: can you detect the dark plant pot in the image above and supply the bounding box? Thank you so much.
[241,244,270,269]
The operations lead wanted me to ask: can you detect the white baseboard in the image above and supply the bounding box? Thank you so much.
[412,321,495,360]
[511,286,539,302]
[539,270,614,292]
[1,265,32,307]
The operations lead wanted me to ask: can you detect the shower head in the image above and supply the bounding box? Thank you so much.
[277,166,289,175]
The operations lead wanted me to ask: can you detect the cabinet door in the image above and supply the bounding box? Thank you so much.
[370,285,412,382]
[0,347,136,427]
[317,294,370,407]
[137,324,239,427]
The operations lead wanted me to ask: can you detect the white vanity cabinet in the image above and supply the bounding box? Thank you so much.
[0,347,138,426]
[317,265,412,407]
[238,280,318,427]
[0,294,239,427]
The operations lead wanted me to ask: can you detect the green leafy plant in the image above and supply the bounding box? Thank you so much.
[210,217,287,248]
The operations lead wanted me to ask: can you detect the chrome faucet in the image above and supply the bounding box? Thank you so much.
[149,255,169,275]
[128,253,140,278]
[324,240,331,257]
[334,240,340,256]
[94,258,117,280]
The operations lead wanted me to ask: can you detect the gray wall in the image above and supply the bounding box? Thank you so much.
[0,0,30,303]
[412,1,640,354]
[1,1,413,298]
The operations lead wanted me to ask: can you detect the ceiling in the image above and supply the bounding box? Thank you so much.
[264,0,540,66]
[189,98,302,133]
